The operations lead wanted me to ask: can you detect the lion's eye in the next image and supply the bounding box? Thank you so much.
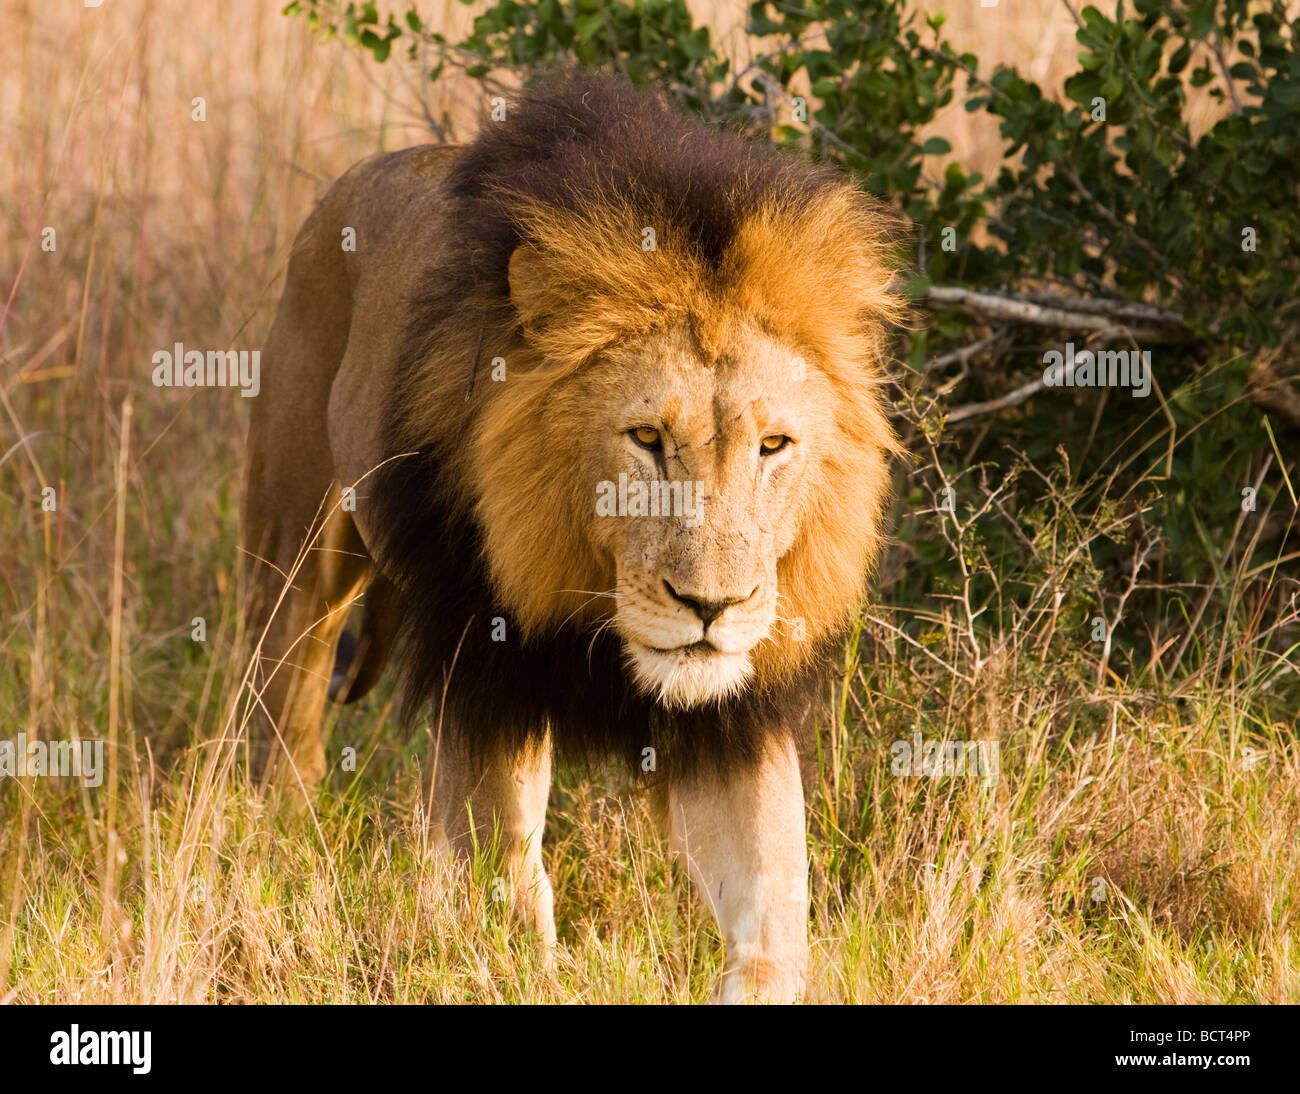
[760,434,791,455]
[630,426,662,451]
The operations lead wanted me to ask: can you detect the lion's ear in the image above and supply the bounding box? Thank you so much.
[507,243,554,332]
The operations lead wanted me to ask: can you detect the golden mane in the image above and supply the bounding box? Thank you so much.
[475,190,902,683]
[368,69,905,765]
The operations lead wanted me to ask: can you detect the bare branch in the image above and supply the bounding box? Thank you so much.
[1056,165,1189,286]
[944,372,1054,424]
[924,285,1192,342]
[924,330,1007,374]
[1210,27,1245,115]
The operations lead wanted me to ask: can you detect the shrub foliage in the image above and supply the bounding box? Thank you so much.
[283,0,1299,716]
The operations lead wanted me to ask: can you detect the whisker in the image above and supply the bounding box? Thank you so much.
[554,587,618,630]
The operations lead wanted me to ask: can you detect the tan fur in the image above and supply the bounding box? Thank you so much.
[411,185,904,677]
[242,113,901,1000]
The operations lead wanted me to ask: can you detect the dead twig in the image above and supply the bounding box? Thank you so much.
[924,285,1192,342]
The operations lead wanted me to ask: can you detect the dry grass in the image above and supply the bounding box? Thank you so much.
[1,0,1296,1004]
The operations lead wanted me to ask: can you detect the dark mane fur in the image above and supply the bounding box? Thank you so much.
[368,70,855,778]
[444,68,841,291]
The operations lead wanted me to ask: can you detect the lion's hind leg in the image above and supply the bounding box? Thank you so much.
[328,572,398,704]
[243,491,373,799]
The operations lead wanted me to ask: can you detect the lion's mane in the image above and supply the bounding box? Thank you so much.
[368,70,903,775]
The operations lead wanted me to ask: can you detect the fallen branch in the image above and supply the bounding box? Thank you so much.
[1018,290,1185,326]
[926,286,1300,428]
[925,330,1006,374]
[921,285,1193,424]
[924,285,1193,343]
[945,372,1054,424]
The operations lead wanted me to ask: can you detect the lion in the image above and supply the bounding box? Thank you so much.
[241,70,903,1004]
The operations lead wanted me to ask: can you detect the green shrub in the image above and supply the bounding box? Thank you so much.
[283,0,1299,714]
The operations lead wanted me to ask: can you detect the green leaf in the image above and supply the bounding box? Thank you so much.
[574,12,604,40]
[904,272,932,300]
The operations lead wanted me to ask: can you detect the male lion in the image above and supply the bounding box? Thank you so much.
[242,71,902,1003]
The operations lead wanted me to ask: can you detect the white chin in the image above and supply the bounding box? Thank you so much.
[626,643,754,707]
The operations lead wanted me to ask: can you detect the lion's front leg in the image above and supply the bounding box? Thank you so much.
[429,732,557,962]
[659,737,809,1004]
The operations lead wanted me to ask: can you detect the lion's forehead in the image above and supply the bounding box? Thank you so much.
[602,321,822,430]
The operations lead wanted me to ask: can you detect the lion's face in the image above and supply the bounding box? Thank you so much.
[568,321,835,706]
[465,185,899,717]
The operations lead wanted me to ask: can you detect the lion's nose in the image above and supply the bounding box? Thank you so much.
[663,580,757,627]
